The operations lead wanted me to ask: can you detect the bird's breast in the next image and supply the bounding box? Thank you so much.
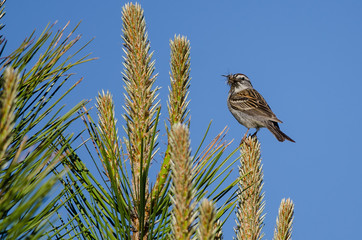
[227,94,265,129]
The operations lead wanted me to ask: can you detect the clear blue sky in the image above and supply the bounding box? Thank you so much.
[5,1,362,239]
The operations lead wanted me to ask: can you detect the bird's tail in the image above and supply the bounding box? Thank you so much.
[266,121,295,143]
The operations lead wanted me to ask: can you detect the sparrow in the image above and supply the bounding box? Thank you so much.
[224,73,295,142]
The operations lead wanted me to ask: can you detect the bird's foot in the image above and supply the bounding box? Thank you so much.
[239,129,250,145]
[251,128,259,138]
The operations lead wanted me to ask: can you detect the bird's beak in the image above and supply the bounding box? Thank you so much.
[221,74,228,77]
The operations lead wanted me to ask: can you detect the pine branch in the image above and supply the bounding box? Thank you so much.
[0,67,18,162]
[152,34,191,203]
[273,198,294,240]
[168,35,191,125]
[170,123,196,240]
[198,199,218,240]
[121,3,159,239]
[235,136,265,240]
[96,90,121,185]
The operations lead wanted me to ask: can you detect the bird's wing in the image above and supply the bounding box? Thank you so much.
[229,88,283,123]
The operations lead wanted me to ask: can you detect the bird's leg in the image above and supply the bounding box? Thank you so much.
[240,128,250,145]
[251,128,260,138]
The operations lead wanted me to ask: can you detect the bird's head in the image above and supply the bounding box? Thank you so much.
[223,73,253,91]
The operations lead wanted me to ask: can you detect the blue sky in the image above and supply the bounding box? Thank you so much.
[5,1,362,239]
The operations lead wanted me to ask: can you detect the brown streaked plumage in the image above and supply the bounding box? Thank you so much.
[225,73,295,142]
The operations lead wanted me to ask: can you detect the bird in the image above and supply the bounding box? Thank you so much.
[224,73,295,142]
